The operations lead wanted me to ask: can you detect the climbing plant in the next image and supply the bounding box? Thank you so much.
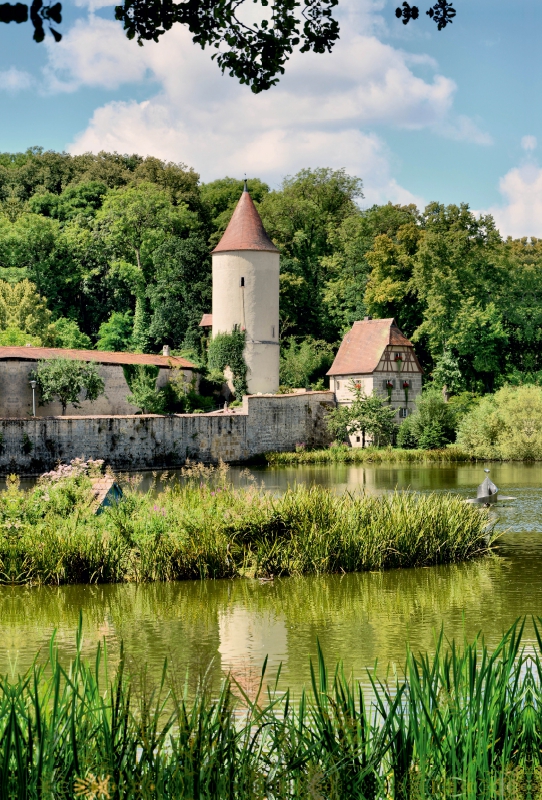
[207,329,248,397]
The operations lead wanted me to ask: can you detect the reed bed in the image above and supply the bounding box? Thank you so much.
[0,465,495,584]
[265,445,473,465]
[0,619,541,798]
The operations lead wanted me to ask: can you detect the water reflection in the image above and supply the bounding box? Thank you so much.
[1,463,541,692]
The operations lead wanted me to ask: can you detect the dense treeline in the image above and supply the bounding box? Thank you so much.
[0,147,540,394]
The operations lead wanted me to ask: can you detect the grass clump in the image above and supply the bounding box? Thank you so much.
[265,444,472,465]
[1,618,542,798]
[0,462,494,585]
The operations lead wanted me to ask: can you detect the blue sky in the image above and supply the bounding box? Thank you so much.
[0,0,540,236]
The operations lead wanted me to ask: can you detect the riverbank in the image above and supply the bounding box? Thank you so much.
[1,465,494,584]
[265,445,473,465]
[4,621,537,798]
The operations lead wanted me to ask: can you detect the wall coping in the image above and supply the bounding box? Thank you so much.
[0,391,335,422]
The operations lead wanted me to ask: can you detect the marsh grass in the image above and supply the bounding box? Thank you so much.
[0,465,495,585]
[265,445,473,465]
[1,619,541,798]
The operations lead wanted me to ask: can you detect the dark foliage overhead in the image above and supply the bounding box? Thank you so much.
[396,1,456,30]
[0,0,455,92]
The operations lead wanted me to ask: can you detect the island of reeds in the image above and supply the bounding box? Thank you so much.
[0,619,539,798]
[265,444,472,465]
[0,461,495,585]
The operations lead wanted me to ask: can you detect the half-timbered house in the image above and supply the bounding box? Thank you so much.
[327,317,423,445]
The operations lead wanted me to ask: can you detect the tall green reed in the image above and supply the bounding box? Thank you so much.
[0,467,496,584]
[0,468,495,584]
[0,619,541,798]
[265,445,473,465]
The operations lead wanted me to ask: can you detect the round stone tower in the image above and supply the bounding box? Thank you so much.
[212,183,280,394]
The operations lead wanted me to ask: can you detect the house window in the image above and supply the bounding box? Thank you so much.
[399,408,408,418]
[356,436,360,442]
[336,381,340,389]
[240,277,245,287]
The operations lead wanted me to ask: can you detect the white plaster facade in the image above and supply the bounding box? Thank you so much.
[212,249,280,395]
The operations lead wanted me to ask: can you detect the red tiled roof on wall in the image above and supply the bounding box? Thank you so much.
[0,346,196,369]
[213,189,279,254]
[327,318,420,376]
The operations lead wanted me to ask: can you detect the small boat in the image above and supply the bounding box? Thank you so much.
[465,470,515,506]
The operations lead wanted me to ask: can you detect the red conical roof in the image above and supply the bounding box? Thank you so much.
[213,188,279,254]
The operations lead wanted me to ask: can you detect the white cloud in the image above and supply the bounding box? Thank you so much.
[35,1,487,199]
[483,163,542,238]
[440,115,493,146]
[0,67,32,93]
[522,135,537,152]
[43,17,149,92]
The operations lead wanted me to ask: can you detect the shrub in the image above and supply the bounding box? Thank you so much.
[397,388,457,450]
[279,336,334,390]
[457,384,542,460]
[52,318,92,349]
[124,364,165,413]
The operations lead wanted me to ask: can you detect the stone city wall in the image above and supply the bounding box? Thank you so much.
[0,391,335,475]
[0,360,191,418]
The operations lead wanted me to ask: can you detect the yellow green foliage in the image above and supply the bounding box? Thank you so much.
[457,384,542,460]
[0,279,56,345]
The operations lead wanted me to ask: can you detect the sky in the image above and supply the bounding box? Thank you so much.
[0,0,541,237]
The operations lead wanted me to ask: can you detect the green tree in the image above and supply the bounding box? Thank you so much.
[147,234,212,350]
[52,318,92,349]
[431,349,464,397]
[279,337,334,389]
[326,383,397,446]
[325,203,421,336]
[96,311,134,352]
[397,389,457,450]
[259,168,363,339]
[0,278,57,345]
[32,358,105,414]
[457,385,542,460]
[124,365,165,414]
[200,177,270,248]
[95,182,198,280]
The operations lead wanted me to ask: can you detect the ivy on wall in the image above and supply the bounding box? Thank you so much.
[207,329,248,397]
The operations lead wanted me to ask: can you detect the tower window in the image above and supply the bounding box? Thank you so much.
[240,277,245,287]
[271,326,275,338]
[399,408,408,418]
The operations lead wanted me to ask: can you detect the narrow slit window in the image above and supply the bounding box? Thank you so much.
[271,326,275,338]
[336,381,340,389]
[240,277,245,287]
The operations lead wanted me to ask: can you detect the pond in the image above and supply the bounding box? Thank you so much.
[3,462,542,693]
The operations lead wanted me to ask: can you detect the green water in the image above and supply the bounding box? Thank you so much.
[4,462,542,692]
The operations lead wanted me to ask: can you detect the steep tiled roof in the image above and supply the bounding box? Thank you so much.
[327,318,418,376]
[0,346,196,369]
[199,313,213,327]
[213,188,279,254]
